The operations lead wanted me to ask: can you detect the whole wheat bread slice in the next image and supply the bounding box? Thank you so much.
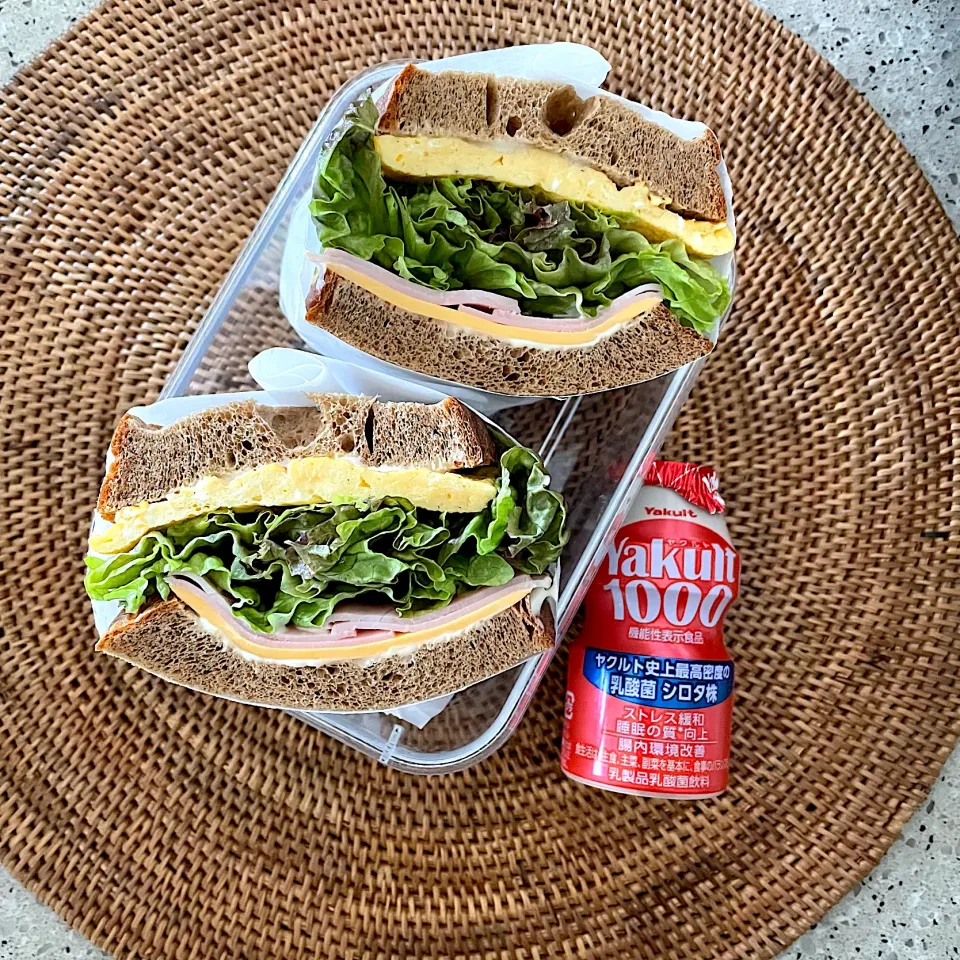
[376,65,726,222]
[98,595,554,712]
[306,271,712,397]
[98,394,496,521]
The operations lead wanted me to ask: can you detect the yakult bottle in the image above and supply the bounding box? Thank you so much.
[561,461,739,798]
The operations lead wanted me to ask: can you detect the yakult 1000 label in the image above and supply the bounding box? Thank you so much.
[561,461,740,799]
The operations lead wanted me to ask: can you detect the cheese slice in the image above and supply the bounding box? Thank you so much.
[170,580,534,663]
[324,259,662,347]
[375,135,735,259]
[91,456,497,555]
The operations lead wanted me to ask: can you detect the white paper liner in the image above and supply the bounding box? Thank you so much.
[281,42,736,399]
[87,348,559,724]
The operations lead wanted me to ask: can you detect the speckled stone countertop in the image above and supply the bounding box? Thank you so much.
[1,1,957,958]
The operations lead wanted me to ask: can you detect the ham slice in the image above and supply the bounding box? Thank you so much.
[454,286,663,331]
[167,573,547,649]
[308,249,523,314]
[307,248,662,331]
[322,575,549,630]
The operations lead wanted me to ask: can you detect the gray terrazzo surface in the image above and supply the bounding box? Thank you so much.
[1,0,957,957]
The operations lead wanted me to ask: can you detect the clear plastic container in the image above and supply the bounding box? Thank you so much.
[157,58,736,774]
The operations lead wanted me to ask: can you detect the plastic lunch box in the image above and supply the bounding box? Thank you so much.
[156,56,736,774]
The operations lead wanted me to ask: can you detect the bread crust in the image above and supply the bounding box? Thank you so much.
[97,395,496,520]
[376,65,726,222]
[97,596,555,712]
[305,271,713,396]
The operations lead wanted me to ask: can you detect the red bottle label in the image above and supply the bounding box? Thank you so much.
[561,518,739,797]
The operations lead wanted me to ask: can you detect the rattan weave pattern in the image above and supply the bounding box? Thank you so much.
[1,1,959,958]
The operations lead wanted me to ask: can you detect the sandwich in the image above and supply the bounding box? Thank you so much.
[305,66,734,397]
[84,394,566,712]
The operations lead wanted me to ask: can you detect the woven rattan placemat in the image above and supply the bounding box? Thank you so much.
[2,1,959,957]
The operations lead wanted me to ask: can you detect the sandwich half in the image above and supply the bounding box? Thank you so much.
[84,394,566,712]
[305,66,734,396]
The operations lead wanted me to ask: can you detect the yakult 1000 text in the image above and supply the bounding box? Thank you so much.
[600,536,738,629]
